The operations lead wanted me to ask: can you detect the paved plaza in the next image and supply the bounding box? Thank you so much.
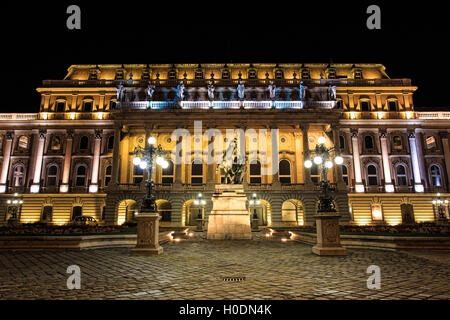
[0,236,449,300]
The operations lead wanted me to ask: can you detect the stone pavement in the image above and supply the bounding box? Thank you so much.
[0,235,449,300]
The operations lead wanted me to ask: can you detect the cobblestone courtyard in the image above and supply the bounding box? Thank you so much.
[0,239,449,300]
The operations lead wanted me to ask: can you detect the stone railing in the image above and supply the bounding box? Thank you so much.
[0,113,38,120]
[416,112,450,120]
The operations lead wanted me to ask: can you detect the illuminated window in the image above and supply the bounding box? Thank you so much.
[133,165,144,184]
[50,135,61,151]
[364,135,374,149]
[367,164,378,185]
[17,136,29,150]
[191,161,203,185]
[75,165,87,186]
[104,165,112,186]
[249,160,261,184]
[430,165,442,187]
[162,160,174,184]
[56,101,66,112]
[426,136,436,150]
[392,135,402,150]
[279,160,291,184]
[13,165,25,186]
[79,136,89,150]
[342,165,349,185]
[360,100,370,111]
[47,165,58,186]
[371,204,383,221]
[83,101,93,112]
[388,100,398,111]
[396,164,407,186]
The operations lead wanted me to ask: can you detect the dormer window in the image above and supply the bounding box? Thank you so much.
[222,69,230,79]
[168,69,177,79]
[301,68,310,79]
[56,101,66,112]
[360,100,370,111]
[388,100,398,111]
[274,69,284,79]
[83,101,93,112]
[248,69,257,79]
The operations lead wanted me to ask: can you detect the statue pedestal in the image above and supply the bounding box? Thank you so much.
[132,212,163,255]
[207,184,252,240]
[252,218,259,231]
[196,218,204,231]
[312,212,347,256]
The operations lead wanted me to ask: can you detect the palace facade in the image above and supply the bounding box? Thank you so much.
[1,63,449,227]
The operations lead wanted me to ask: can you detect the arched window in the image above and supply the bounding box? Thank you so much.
[221,69,230,79]
[392,135,403,150]
[191,160,203,184]
[56,101,66,112]
[75,165,87,186]
[342,165,349,185]
[104,165,112,186]
[162,160,174,184]
[249,159,261,184]
[396,164,407,186]
[364,135,374,149]
[339,135,345,150]
[248,69,257,79]
[360,100,370,111]
[17,136,29,150]
[13,165,25,186]
[82,100,93,112]
[107,136,114,150]
[430,165,443,187]
[275,69,284,79]
[133,165,144,184]
[367,164,378,185]
[388,100,398,111]
[50,135,61,151]
[47,165,58,186]
[79,136,89,150]
[279,160,291,184]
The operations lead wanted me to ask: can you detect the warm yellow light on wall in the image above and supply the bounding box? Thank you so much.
[41,113,48,120]
[97,112,103,120]
[377,112,384,119]
[70,113,76,120]
[349,112,357,119]
[405,111,414,119]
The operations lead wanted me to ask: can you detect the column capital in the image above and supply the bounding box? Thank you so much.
[408,131,416,139]
[66,130,74,140]
[38,130,47,140]
[351,130,358,139]
[94,130,103,140]
[379,131,387,139]
[5,132,14,140]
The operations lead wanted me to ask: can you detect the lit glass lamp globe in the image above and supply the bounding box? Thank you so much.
[432,200,437,204]
[156,156,164,166]
[304,160,313,168]
[256,200,261,205]
[139,160,148,169]
[318,136,326,144]
[201,200,206,205]
[325,160,333,168]
[148,136,156,145]
[161,160,169,169]
[313,156,323,165]
[133,156,141,166]
[334,156,344,165]
[194,199,199,205]
[249,200,254,205]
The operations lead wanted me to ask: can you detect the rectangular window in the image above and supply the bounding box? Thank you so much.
[388,101,398,111]
[360,101,370,111]
[426,136,436,149]
[371,204,383,221]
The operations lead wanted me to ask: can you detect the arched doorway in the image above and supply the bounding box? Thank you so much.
[249,199,270,226]
[182,199,200,226]
[156,199,172,227]
[117,199,137,225]
[282,199,304,226]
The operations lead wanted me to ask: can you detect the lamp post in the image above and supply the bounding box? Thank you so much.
[305,135,347,256]
[194,193,206,231]
[6,192,23,225]
[131,136,169,255]
[432,193,449,225]
[248,193,261,231]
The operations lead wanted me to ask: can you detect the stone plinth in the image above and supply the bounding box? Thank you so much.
[132,213,163,255]
[312,212,347,256]
[207,184,252,240]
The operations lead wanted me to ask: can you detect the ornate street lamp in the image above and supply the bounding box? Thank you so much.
[131,136,169,255]
[6,192,23,225]
[194,193,206,231]
[304,136,347,256]
[248,193,261,231]
[432,193,449,225]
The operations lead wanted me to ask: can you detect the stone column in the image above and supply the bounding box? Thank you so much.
[60,131,73,192]
[89,130,102,193]
[409,131,425,192]
[110,127,121,187]
[375,93,382,110]
[294,130,304,183]
[379,131,394,192]
[30,130,46,193]
[351,130,364,192]
[332,126,346,190]
[206,135,215,188]
[439,132,450,192]
[0,132,13,193]
[301,124,313,189]
[173,135,183,189]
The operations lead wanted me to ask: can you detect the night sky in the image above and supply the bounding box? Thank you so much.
[2,1,449,113]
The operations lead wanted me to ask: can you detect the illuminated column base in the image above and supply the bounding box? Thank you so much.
[385,184,395,193]
[30,184,40,193]
[89,184,98,193]
[355,184,365,193]
[414,184,424,193]
[0,185,6,193]
[59,184,69,193]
